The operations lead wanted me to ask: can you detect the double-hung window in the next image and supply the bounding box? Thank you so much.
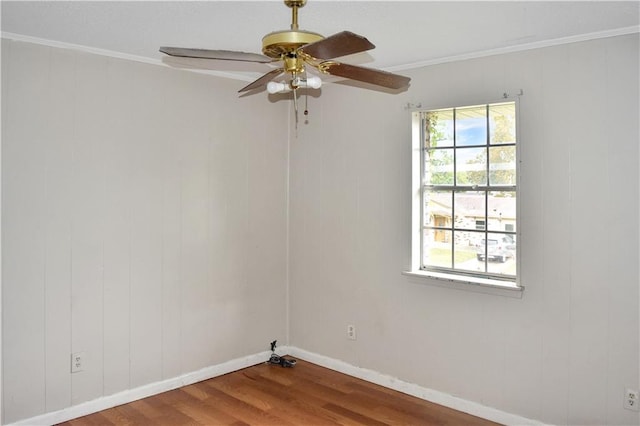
[410,101,519,287]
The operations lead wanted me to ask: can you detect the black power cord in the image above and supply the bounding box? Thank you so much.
[268,340,296,368]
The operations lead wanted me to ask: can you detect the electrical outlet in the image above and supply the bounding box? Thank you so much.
[71,352,85,373]
[347,324,357,340]
[624,388,639,411]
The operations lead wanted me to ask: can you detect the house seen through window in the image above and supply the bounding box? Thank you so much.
[418,101,518,282]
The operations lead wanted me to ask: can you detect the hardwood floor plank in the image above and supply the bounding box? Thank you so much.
[107,403,153,425]
[345,374,495,425]
[182,383,214,401]
[140,396,199,426]
[290,362,359,394]
[56,359,501,426]
[65,412,115,426]
[344,382,458,425]
[222,369,345,425]
[207,375,273,412]
[93,407,134,426]
[202,382,295,426]
[187,383,252,425]
[124,400,163,423]
[276,372,410,424]
[174,400,240,426]
[323,402,390,426]
[156,387,237,425]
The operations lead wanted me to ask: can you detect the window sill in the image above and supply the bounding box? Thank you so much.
[402,270,524,298]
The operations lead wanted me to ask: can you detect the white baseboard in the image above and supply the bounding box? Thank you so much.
[287,346,547,426]
[10,346,543,426]
[8,349,287,426]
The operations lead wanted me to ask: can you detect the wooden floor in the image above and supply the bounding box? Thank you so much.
[58,359,500,426]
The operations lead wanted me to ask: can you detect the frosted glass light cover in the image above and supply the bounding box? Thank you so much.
[267,81,289,94]
[306,76,322,89]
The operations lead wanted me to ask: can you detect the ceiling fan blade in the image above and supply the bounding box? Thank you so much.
[299,31,375,60]
[239,68,285,93]
[320,62,410,90]
[160,47,273,63]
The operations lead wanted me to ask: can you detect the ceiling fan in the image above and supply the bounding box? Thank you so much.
[159,0,411,96]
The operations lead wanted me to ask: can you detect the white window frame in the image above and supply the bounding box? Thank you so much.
[405,99,523,293]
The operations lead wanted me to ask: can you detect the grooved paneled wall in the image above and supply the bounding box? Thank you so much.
[288,34,639,425]
[2,39,289,424]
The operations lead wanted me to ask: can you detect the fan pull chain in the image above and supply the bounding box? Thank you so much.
[293,87,299,129]
[301,68,309,117]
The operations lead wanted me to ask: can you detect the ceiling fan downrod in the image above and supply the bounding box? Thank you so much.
[285,0,306,30]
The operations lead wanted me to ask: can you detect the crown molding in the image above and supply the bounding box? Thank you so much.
[1,32,256,83]
[387,25,640,72]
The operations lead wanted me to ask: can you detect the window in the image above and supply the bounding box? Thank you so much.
[409,101,519,287]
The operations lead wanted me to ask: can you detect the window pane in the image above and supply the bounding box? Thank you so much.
[483,232,517,277]
[423,229,452,268]
[487,191,516,232]
[424,190,452,228]
[455,106,487,146]
[425,148,454,185]
[489,145,516,186]
[489,102,516,145]
[456,147,486,186]
[453,233,478,271]
[425,109,454,148]
[453,191,485,230]
[454,230,485,272]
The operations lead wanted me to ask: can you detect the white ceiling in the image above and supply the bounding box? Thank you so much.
[2,1,639,83]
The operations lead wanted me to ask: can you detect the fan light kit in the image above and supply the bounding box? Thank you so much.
[267,75,322,94]
[160,0,410,120]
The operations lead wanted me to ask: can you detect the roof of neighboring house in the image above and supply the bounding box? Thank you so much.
[427,192,516,219]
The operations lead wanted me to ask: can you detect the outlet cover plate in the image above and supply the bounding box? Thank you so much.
[624,388,639,411]
[347,325,357,340]
[71,352,85,373]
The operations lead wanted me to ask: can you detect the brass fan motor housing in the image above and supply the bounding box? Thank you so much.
[262,30,323,58]
[262,29,323,72]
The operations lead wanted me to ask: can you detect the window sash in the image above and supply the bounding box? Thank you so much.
[419,101,517,282]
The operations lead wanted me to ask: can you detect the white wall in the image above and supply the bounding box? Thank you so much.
[289,34,639,425]
[1,39,289,424]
